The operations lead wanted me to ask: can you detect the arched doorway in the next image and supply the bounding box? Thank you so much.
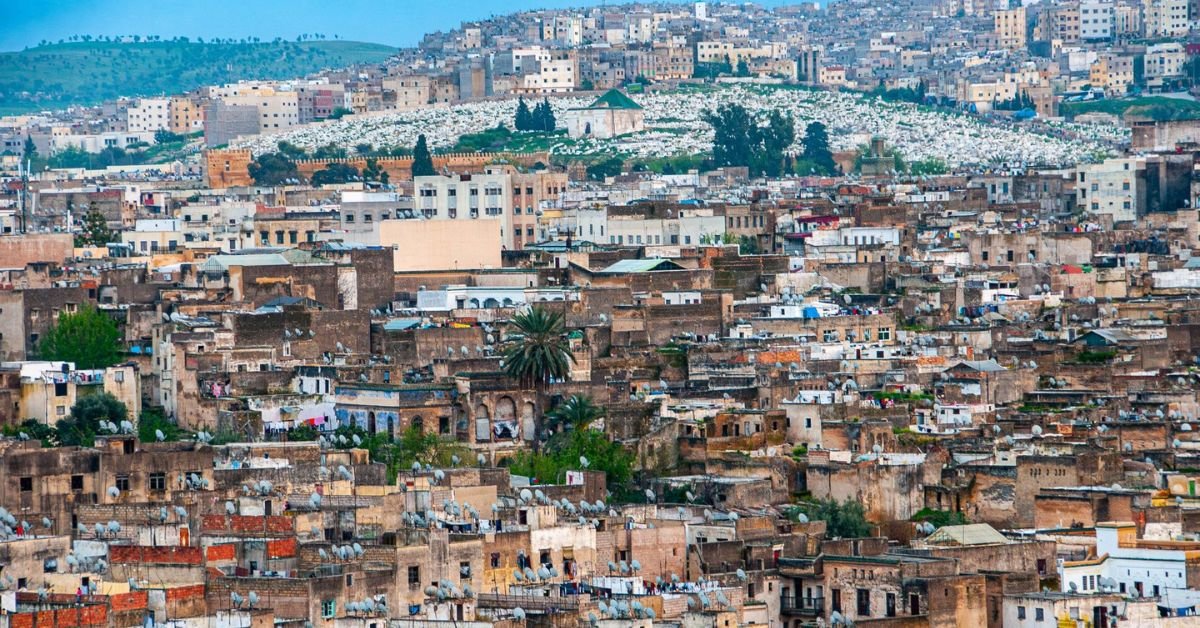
[386,415,396,440]
[367,411,377,434]
[411,415,423,434]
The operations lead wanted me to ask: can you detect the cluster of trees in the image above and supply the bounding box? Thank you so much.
[993,90,1035,111]
[869,79,929,105]
[693,55,750,80]
[39,34,344,46]
[793,498,873,538]
[5,39,391,114]
[705,103,798,177]
[514,97,557,132]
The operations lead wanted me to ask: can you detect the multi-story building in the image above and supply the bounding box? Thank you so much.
[1089,53,1134,93]
[1143,0,1189,37]
[994,7,1027,50]
[125,98,170,133]
[1076,157,1146,223]
[168,95,205,135]
[414,171,518,248]
[1079,0,1115,41]
[1145,42,1187,89]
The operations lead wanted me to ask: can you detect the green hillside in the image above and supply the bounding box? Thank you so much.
[0,40,397,114]
[1061,96,1200,121]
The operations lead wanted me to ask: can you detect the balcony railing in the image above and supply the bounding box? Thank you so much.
[780,596,824,616]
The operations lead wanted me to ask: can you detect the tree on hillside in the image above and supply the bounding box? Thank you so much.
[248,153,301,186]
[705,103,795,177]
[756,109,795,177]
[411,134,435,177]
[515,97,534,131]
[311,162,359,186]
[533,98,557,132]
[57,392,127,448]
[38,305,121,369]
[75,210,115,247]
[799,121,838,176]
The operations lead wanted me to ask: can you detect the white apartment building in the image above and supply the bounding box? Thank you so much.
[414,172,517,248]
[1143,0,1189,38]
[1076,157,1145,223]
[125,98,171,133]
[1059,522,1193,599]
[576,207,725,247]
[1145,42,1187,88]
[1079,0,1115,41]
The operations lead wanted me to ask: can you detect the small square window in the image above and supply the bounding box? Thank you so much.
[115,475,130,492]
[20,477,33,492]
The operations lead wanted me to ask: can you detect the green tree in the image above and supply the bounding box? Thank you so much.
[736,58,750,77]
[22,135,38,162]
[546,395,605,434]
[153,129,184,144]
[362,158,389,185]
[586,156,624,181]
[247,152,301,186]
[411,134,435,177]
[310,162,359,185]
[797,498,872,538]
[327,107,353,120]
[38,305,121,369]
[800,121,838,175]
[503,306,573,390]
[509,423,634,489]
[514,97,533,131]
[75,210,114,247]
[137,406,187,442]
[756,109,795,177]
[2,418,57,447]
[534,98,557,132]
[503,306,574,446]
[275,140,307,159]
[58,392,127,447]
[312,143,347,159]
[705,104,795,177]
[705,103,755,170]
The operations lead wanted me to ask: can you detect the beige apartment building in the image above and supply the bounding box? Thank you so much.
[169,96,205,134]
[995,7,1027,50]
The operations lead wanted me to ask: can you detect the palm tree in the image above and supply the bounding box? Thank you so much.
[503,306,573,388]
[503,306,574,445]
[546,395,605,435]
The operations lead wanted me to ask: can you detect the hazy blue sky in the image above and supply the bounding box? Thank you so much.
[5,0,813,52]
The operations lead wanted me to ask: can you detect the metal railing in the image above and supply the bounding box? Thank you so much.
[780,596,824,615]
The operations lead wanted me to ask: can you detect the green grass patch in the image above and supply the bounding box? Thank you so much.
[1061,96,1200,121]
